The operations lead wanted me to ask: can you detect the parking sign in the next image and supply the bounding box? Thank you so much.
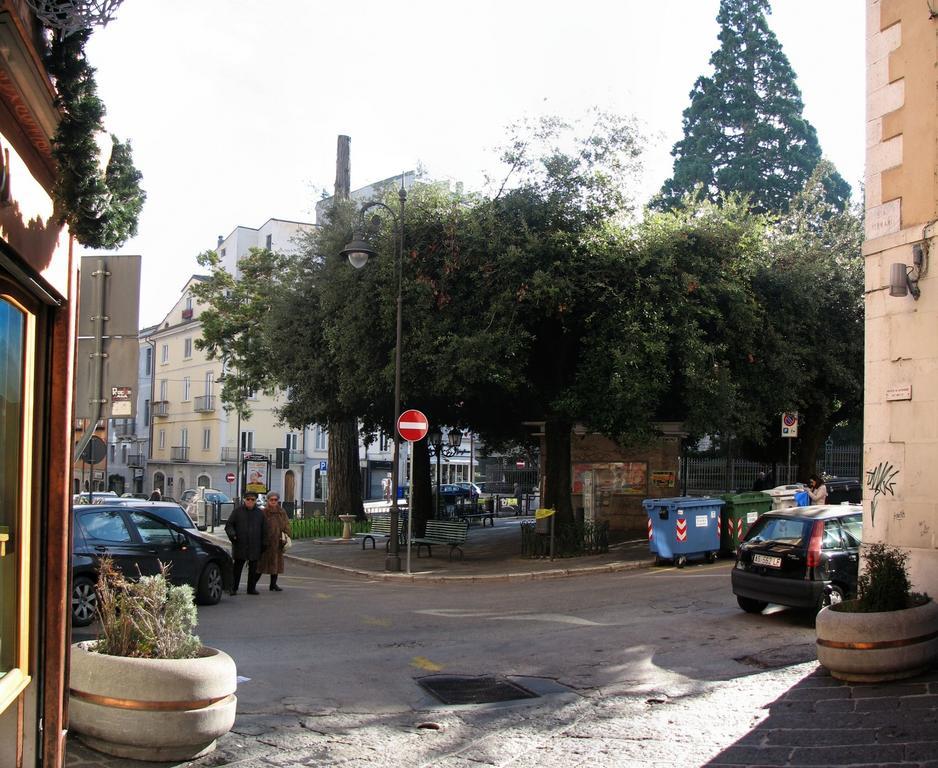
[781,412,799,437]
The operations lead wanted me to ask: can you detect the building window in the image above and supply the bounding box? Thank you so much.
[202,428,211,451]
[184,337,192,359]
[158,429,166,450]
[144,399,150,426]
[286,433,298,450]
[265,233,272,250]
[182,376,191,401]
[247,389,258,401]
[379,430,389,452]
[144,346,152,376]
[180,428,188,447]
[185,295,193,311]
[161,344,168,364]
[314,426,327,451]
[205,371,214,395]
[109,443,116,462]
[220,247,226,259]
[240,431,254,452]
[159,379,167,402]
[121,444,128,464]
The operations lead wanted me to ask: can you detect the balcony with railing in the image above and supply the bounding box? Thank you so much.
[153,401,169,417]
[290,449,304,464]
[193,395,216,413]
[171,446,190,462]
[128,453,145,468]
[181,307,193,320]
[221,446,240,462]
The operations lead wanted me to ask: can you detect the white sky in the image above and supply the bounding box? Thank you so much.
[80,1,865,327]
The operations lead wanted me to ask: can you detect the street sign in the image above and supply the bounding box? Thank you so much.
[781,411,799,438]
[79,435,107,465]
[397,409,429,442]
[319,460,327,472]
[225,472,235,483]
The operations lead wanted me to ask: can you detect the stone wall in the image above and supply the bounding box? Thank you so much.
[570,433,681,537]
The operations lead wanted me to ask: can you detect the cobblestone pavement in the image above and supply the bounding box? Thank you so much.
[65,664,938,767]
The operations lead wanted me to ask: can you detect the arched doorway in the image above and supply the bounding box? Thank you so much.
[153,471,165,493]
[177,477,186,495]
[284,470,296,512]
[197,473,211,489]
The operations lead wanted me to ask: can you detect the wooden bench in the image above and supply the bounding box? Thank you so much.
[458,510,495,527]
[410,519,469,560]
[356,516,402,550]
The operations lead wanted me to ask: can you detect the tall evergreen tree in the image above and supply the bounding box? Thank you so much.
[654,0,850,214]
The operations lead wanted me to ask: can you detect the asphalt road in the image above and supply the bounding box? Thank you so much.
[70,559,829,767]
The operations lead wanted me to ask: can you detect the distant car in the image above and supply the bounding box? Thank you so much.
[180,488,233,505]
[454,481,482,498]
[72,491,118,505]
[70,504,233,627]
[731,504,862,614]
[439,484,472,498]
[121,492,149,500]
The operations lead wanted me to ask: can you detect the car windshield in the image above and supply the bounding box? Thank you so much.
[744,516,811,546]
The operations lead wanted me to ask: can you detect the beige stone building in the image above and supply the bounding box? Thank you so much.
[864,0,938,590]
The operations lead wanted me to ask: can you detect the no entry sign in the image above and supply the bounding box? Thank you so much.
[397,409,429,442]
[225,472,236,483]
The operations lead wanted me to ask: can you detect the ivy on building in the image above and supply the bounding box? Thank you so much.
[44,28,145,249]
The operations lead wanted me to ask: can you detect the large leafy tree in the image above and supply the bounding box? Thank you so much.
[655,0,850,214]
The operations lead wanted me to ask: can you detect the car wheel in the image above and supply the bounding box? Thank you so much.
[736,595,768,614]
[675,555,687,568]
[196,562,224,605]
[819,585,845,612]
[706,551,718,564]
[71,575,98,627]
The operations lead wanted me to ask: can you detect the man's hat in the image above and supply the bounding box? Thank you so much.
[244,491,258,499]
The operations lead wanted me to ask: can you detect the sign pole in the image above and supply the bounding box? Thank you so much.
[787,438,792,484]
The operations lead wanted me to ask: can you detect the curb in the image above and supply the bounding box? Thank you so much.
[282,551,656,582]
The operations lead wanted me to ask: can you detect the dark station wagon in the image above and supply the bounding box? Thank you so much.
[731,505,862,614]
[71,504,233,627]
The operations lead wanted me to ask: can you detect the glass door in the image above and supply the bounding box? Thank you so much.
[0,291,35,713]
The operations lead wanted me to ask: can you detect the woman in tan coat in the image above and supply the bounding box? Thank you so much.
[258,492,291,591]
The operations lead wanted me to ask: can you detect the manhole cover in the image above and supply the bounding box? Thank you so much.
[418,675,539,705]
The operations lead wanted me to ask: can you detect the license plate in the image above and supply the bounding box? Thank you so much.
[752,553,782,568]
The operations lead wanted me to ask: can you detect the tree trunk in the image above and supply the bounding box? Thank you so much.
[797,408,829,483]
[325,417,364,520]
[410,437,433,536]
[543,416,574,528]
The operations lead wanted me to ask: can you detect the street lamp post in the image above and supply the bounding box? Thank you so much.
[427,427,463,519]
[341,176,406,572]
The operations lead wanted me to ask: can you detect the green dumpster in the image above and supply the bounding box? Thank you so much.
[719,492,772,554]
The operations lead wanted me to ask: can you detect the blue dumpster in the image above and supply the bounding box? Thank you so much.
[643,496,724,568]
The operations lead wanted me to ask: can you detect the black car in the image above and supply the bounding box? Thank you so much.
[731,504,862,614]
[71,504,233,627]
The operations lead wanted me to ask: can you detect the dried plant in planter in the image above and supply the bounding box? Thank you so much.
[93,557,201,659]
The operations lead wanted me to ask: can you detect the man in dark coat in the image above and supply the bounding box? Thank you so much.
[225,491,268,595]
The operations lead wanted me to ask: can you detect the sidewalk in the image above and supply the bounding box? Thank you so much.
[277,513,655,581]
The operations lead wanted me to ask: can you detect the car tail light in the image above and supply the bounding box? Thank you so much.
[806,520,824,569]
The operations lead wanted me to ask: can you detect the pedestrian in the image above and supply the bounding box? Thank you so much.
[225,490,268,595]
[148,487,162,501]
[382,473,392,502]
[258,491,291,591]
[751,471,767,491]
[807,474,829,505]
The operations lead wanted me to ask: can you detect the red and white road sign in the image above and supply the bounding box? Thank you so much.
[225,472,236,483]
[647,518,653,540]
[676,518,688,543]
[397,409,429,442]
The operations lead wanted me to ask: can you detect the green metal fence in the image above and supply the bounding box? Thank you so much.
[520,519,609,558]
[290,516,371,540]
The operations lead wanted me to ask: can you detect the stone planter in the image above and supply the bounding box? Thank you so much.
[69,641,237,761]
[816,598,938,682]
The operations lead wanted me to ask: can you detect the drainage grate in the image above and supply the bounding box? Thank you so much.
[418,675,540,705]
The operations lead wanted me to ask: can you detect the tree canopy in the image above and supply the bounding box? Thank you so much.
[654,0,851,215]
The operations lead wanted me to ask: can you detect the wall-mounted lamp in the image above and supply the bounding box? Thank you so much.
[889,243,926,300]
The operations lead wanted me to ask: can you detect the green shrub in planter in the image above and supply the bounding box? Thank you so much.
[838,542,928,613]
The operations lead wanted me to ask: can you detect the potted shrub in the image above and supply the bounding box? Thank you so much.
[69,559,237,761]
[816,543,938,682]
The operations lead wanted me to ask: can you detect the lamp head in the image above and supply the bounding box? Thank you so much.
[448,428,463,449]
[340,238,377,269]
[427,426,443,449]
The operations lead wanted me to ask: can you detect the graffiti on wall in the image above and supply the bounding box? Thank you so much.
[865,461,899,526]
